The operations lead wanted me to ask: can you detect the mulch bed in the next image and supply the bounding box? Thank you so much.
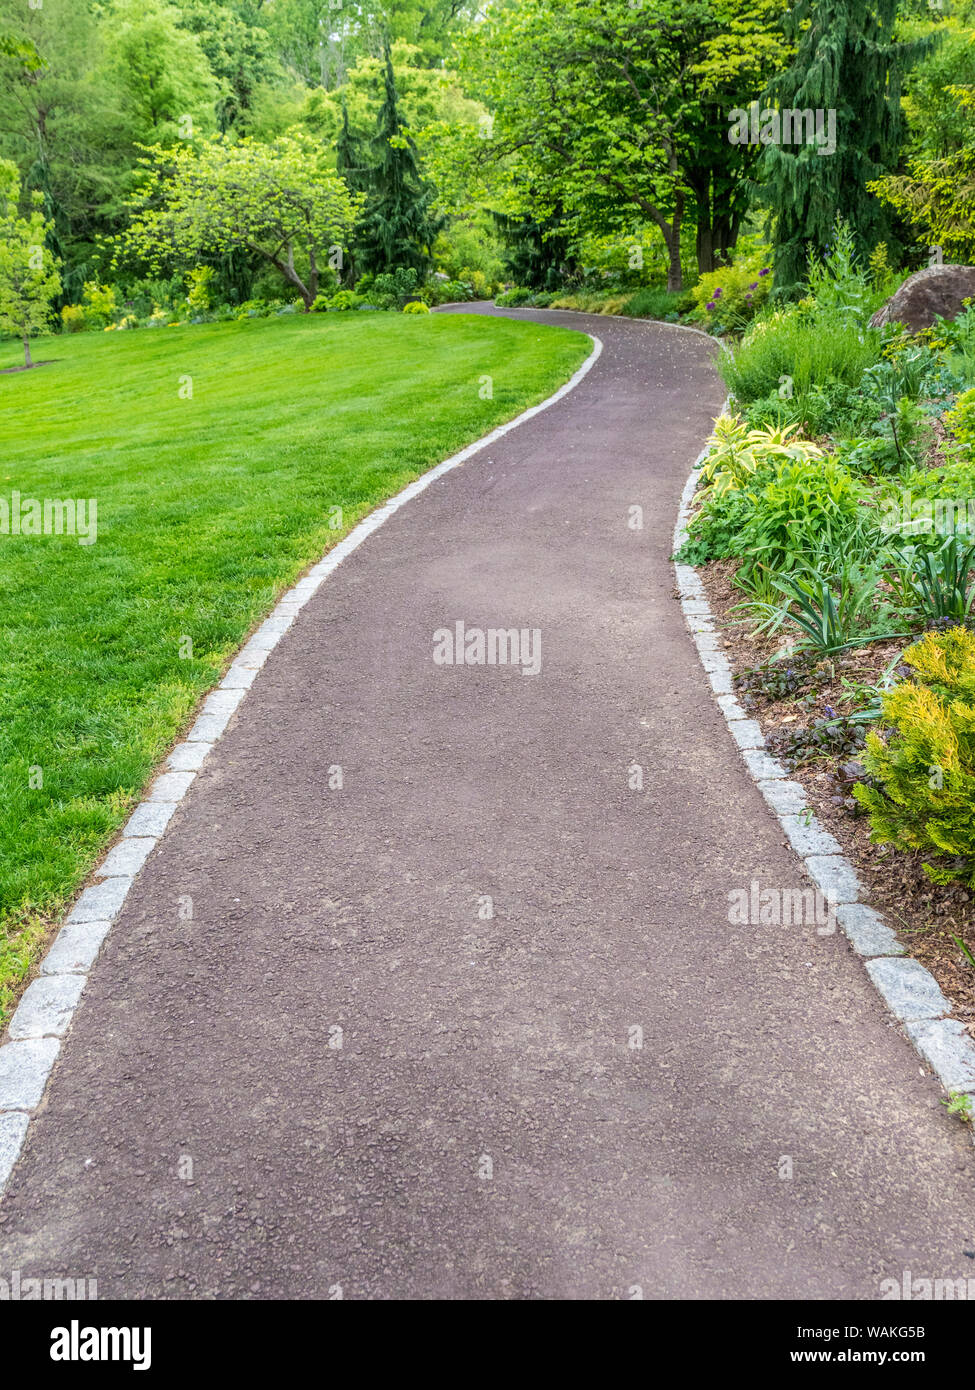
[1,360,58,374]
[694,557,975,1039]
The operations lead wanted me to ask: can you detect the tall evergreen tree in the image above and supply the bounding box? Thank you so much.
[493,206,573,290]
[763,0,924,291]
[336,99,370,284]
[356,40,443,276]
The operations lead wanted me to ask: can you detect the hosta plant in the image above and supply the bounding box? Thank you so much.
[695,414,824,499]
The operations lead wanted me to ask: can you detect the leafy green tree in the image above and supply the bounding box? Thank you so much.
[869,87,975,259]
[355,43,443,276]
[0,31,43,73]
[899,18,975,159]
[259,0,480,87]
[175,0,285,133]
[763,0,925,292]
[454,0,786,291]
[118,131,362,309]
[0,158,61,367]
[302,39,484,142]
[99,0,218,150]
[0,0,116,300]
[334,99,370,283]
[687,0,791,271]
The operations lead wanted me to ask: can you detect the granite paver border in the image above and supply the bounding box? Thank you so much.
[673,424,975,1140]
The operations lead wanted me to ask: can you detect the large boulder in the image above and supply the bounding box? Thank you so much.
[869,264,975,333]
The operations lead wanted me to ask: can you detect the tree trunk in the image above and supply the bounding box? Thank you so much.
[269,248,314,311]
[696,221,715,276]
[307,246,319,309]
[689,163,742,276]
[666,234,682,293]
[666,192,684,292]
[23,336,33,368]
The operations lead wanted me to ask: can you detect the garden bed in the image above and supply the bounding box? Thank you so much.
[671,224,975,1046]
[696,559,975,1037]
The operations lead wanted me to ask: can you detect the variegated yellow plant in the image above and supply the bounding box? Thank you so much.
[695,414,825,499]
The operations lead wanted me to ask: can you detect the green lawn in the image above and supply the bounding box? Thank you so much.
[0,310,589,1024]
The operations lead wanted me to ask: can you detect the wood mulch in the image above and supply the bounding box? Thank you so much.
[695,556,975,1039]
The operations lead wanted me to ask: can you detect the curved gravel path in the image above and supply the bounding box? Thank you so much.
[0,306,972,1300]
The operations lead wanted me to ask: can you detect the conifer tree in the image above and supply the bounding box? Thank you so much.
[356,40,443,276]
[763,0,923,291]
[492,207,573,290]
[336,99,370,284]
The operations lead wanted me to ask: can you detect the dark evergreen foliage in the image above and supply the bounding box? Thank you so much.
[354,42,444,277]
[763,0,928,292]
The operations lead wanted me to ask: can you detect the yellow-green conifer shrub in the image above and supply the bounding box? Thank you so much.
[854,627,975,886]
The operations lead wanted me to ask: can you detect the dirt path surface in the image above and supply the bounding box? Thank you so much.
[1,307,972,1300]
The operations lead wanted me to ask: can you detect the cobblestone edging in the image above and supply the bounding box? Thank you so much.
[673,433,975,1139]
[0,336,605,1195]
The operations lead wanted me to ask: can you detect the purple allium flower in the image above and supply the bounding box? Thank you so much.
[713,287,722,298]
[758,268,770,278]
[748,282,758,290]
[706,299,717,310]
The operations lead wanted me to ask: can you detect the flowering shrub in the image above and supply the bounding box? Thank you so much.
[690,253,772,331]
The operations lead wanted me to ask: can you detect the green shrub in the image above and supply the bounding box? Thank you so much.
[854,626,975,887]
[839,434,904,476]
[744,379,879,437]
[424,278,474,306]
[496,287,534,307]
[186,265,215,312]
[460,267,494,299]
[880,462,975,542]
[60,304,87,333]
[862,344,961,410]
[233,298,277,319]
[681,449,868,575]
[402,300,430,314]
[624,286,689,320]
[805,220,876,324]
[689,254,772,331]
[312,289,364,312]
[928,302,975,384]
[889,536,975,623]
[370,267,420,308]
[432,214,505,285]
[720,307,883,407]
[944,387,975,449]
[676,487,753,565]
[735,455,870,573]
[80,281,117,328]
[695,414,825,499]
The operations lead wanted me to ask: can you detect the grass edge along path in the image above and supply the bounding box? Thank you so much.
[0,311,590,1027]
